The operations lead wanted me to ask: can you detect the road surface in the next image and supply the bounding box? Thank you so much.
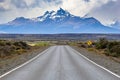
[0,46,120,80]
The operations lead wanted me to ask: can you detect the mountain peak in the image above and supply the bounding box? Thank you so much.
[57,8,69,16]
[58,7,65,12]
[14,17,26,21]
[44,10,55,16]
[7,17,32,25]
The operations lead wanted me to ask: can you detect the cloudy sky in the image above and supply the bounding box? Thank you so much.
[0,0,120,26]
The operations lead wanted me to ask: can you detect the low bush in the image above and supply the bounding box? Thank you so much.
[95,38,120,57]
[95,38,108,49]
[14,41,30,49]
[0,40,30,57]
[106,43,120,57]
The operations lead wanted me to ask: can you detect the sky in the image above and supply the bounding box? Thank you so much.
[0,0,120,26]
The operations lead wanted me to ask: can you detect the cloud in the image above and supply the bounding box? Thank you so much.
[12,0,28,8]
[0,0,61,24]
[88,0,120,26]
[0,0,119,27]
[61,0,112,17]
[0,0,4,2]
[0,0,11,11]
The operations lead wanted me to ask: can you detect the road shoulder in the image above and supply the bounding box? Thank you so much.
[72,46,120,76]
[0,47,49,76]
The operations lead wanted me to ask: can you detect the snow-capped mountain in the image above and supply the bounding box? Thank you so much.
[31,8,76,24]
[33,8,74,22]
[0,8,120,34]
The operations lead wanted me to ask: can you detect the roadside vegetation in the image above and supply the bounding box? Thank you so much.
[0,40,50,58]
[34,42,50,47]
[0,40,50,75]
[69,38,120,58]
[0,40,30,57]
[95,38,120,57]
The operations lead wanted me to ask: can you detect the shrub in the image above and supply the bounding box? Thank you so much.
[0,41,6,46]
[6,42,12,46]
[0,41,30,57]
[80,44,86,48]
[107,41,120,50]
[95,38,108,49]
[13,41,30,49]
[106,45,120,57]
[0,46,15,57]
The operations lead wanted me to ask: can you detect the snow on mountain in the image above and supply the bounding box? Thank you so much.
[34,11,55,22]
[32,8,74,22]
[111,21,120,29]
[0,8,120,34]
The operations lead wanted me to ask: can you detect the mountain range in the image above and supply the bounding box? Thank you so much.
[0,8,120,34]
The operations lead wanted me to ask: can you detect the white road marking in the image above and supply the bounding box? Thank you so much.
[0,47,51,78]
[69,46,120,78]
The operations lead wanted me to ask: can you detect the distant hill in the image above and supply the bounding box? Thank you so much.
[0,34,120,41]
[0,8,120,34]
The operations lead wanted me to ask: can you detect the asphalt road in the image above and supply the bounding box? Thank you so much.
[0,46,120,80]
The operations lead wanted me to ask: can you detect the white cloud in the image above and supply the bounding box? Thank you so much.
[88,0,120,26]
[24,0,34,6]
[61,0,110,16]
[0,0,11,10]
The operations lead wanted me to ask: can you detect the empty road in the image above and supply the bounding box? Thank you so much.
[0,46,120,80]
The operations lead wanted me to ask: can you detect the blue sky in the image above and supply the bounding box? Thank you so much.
[0,0,120,26]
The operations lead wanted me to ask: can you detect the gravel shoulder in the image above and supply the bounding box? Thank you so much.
[72,46,120,76]
[0,47,49,76]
